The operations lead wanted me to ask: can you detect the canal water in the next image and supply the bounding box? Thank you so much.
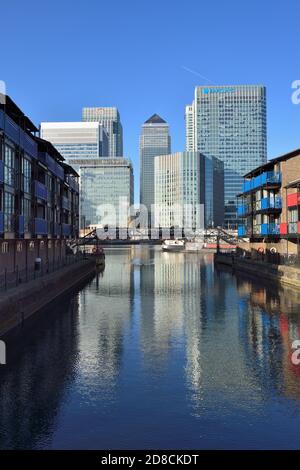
[0,245,300,449]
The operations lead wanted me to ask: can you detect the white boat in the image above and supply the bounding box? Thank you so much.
[185,239,204,252]
[162,239,185,252]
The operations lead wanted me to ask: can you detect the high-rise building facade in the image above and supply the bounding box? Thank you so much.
[40,122,109,164]
[154,151,224,229]
[77,158,134,229]
[82,107,123,157]
[140,114,171,219]
[185,85,267,227]
[185,105,194,152]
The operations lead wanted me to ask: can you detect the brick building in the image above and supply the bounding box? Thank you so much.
[237,149,300,255]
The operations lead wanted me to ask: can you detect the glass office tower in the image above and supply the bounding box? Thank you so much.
[140,114,171,220]
[40,122,109,164]
[185,85,267,227]
[78,158,134,228]
[154,152,224,228]
[82,107,123,157]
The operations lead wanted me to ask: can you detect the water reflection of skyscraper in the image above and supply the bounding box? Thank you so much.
[0,296,80,449]
[237,277,300,401]
[77,248,134,392]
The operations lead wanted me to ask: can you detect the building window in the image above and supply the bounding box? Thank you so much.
[40,241,45,249]
[4,192,14,231]
[22,198,31,232]
[4,144,15,187]
[22,157,31,194]
[16,242,22,252]
[29,241,35,251]
[1,242,9,254]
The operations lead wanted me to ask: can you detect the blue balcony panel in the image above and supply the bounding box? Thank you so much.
[62,223,71,237]
[34,181,48,202]
[0,160,4,184]
[237,205,248,217]
[5,115,20,143]
[242,172,282,194]
[261,223,280,236]
[23,133,38,158]
[17,215,24,234]
[238,225,247,237]
[0,110,4,130]
[34,218,48,235]
[260,197,282,211]
[0,212,4,234]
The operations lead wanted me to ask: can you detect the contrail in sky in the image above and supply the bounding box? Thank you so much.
[181,66,215,84]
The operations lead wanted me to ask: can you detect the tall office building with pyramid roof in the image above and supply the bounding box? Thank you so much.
[140,114,171,219]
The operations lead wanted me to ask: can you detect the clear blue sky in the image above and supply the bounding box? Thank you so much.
[2,0,300,201]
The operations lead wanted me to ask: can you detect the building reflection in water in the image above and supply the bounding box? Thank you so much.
[77,248,134,397]
[0,295,80,449]
[237,275,300,402]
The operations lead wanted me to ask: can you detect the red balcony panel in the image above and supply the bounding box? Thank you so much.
[287,192,300,207]
[298,222,300,234]
[280,223,288,235]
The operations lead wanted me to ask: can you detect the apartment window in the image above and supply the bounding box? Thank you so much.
[4,144,15,187]
[29,241,35,251]
[16,242,22,253]
[4,192,14,231]
[22,198,31,232]
[22,157,31,194]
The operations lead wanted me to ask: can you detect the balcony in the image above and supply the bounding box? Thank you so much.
[261,223,280,236]
[62,196,71,211]
[0,160,3,184]
[62,223,71,237]
[260,196,282,211]
[0,212,4,234]
[34,218,48,235]
[242,171,282,193]
[287,192,300,207]
[34,181,48,202]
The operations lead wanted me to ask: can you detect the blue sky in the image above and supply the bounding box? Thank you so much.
[1,0,300,201]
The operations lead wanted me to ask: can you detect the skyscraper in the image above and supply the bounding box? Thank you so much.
[78,158,134,229]
[82,107,123,157]
[185,85,267,227]
[40,122,109,165]
[154,151,224,229]
[140,114,171,219]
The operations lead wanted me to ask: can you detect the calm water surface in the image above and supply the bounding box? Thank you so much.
[0,245,300,449]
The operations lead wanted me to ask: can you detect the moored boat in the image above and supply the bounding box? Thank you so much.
[162,239,185,252]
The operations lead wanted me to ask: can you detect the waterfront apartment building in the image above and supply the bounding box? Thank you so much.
[0,95,79,273]
[185,85,267,227]
[82,107,123,157]
[237,149,300,255]
[40,122,109,164]
[140,114,171,219]
[76,158,133,229]
[154,151,224,229]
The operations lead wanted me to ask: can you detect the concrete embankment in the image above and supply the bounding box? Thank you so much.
[214,253,300,289]
[0,259,96,336]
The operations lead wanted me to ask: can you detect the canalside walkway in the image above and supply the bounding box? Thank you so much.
[214,252,300,289]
